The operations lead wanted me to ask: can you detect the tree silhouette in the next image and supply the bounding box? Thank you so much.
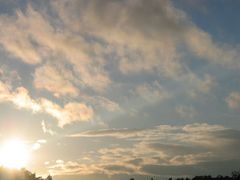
[0,167,52,180]
[132,169,240,180]
[46,175,53,180]
[232,170,240,179]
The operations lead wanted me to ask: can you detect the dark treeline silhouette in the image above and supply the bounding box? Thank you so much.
[130,169,240,180]
[0,167,52,180]
[171,170,240,180]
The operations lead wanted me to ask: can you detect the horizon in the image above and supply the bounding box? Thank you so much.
[0,0,240,180]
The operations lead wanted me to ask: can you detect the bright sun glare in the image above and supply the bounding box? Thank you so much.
[0,138,30,169]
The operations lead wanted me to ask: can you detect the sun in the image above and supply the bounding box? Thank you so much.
[0,138,30,169]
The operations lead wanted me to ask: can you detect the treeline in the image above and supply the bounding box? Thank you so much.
[0,167,52,180]
[130,169,240,180]
[169,170,240,180]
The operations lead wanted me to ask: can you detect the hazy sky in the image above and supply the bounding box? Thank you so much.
[0,0,240,179]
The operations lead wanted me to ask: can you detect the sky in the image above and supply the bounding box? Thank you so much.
[0,0,240,179]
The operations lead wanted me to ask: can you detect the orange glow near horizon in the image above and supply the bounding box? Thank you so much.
[0,138,30,169]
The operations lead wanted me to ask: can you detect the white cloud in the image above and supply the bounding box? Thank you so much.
[37,139,47,144]
[41,120,56,136]
[0,82,41,112]
[56,160,64,164]
[40,99,94,128]
[12,87,42,112]
[0,81,94,127]
[32,139,47,151]
[32,143,41,150]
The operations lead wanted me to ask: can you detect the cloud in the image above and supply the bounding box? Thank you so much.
[0,0,238,110]
[68,123,228,146]
[83,96,121,112]
[12,87,42,112]
[0,5,110,93]
[56,160,64,164]
[56,123,240,176]
[135,81,170,103]
[68,128,145,138]
[49,123,240,176]
[225,92,240,109]
[0,83,41,112]
[0,1,239,177]
[182,123,226,133]
[0,0,237,121]
[40,99,94,128]
[47,161,103,176]
[41,120,56,136]
[175,72,216,98]
[185,27,240,68]
[32,139,47,151]
[34,64,79,97]
[52,0,240,78]
[0,81,94,127]
[0,7,45,64]
[52,0,186,77]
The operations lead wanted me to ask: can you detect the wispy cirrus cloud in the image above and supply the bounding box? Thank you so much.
[50,123,240,176]
[67,123,228,145]
[68,128,145,139]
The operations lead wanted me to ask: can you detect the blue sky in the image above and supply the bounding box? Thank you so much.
[0,0,240,179]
